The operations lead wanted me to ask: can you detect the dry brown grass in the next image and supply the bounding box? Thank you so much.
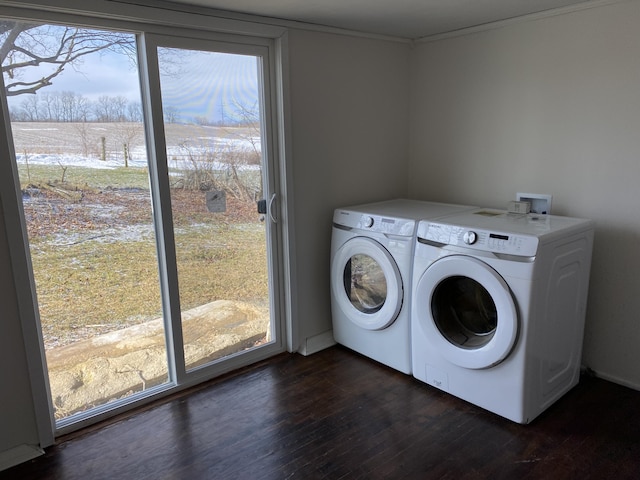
[23,168,267,349]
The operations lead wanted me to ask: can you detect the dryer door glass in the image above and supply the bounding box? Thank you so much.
[431,276,497,349]
[331,236,402,330]
[343,254,387,314]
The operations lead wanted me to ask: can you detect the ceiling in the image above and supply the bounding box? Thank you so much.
[164,0,595,39]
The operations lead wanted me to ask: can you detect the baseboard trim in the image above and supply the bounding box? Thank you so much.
[0,444,44,472]
[590,369,640,391]
[298,330,336,356]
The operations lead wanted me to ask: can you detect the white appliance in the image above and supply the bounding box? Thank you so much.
[331,199,475,374]
[411,209,594,423]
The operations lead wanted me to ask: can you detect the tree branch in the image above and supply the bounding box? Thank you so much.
[1,21,136,97]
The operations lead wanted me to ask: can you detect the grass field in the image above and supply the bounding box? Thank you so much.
[14,123,268,349]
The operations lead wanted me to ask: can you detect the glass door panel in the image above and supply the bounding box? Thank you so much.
[1,19,284,434]
[1,21,167,422]
[155,47,272,371]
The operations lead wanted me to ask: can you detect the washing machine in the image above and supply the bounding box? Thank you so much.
[331,199,475,374]
[411,209,594,423]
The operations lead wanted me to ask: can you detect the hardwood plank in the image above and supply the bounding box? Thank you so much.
[1,346,639,479]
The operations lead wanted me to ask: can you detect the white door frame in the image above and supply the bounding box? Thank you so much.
[0,0,297,443]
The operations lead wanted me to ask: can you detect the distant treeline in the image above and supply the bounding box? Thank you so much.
[9,91,144,123]
[8,90,248,126]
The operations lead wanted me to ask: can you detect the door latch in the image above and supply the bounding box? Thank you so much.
[256,194,277,223]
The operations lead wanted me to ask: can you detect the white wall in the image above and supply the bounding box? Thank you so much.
[287,29,410,349]
[409,0,640,388]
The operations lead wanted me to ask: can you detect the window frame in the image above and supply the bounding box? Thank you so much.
[0,0,295,443]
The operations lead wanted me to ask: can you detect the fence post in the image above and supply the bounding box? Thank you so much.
[101,137,106,161]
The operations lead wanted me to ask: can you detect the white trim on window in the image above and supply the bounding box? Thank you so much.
[0,0,297,441]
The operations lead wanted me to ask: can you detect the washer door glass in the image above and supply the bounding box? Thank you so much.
[332,237,403,330]
[432,276,497,349]
[414,255,517,369]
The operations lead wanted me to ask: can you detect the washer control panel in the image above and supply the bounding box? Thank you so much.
[333,209,415,236]
[420,222,539,257]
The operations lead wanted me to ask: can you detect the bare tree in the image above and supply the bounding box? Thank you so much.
[222,98,262,164]
[0,20,136,97]
[19,94,39,120]
[94,95,117,122]
[111,95,128,122]
[13,90,149,123]
[40,91,60,121]
[127,101,143,122]
[76,95,92,122]
[163,105,179,124]
[60,91,79,121]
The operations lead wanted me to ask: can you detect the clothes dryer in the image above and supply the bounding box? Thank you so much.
[331,199,475,374]
[411,209,594,423]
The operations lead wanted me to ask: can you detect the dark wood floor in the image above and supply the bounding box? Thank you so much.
[2,345,640,479]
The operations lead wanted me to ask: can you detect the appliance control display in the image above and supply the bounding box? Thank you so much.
[422,222,539,256]
[490,233,509,240]
[488,233,513,249]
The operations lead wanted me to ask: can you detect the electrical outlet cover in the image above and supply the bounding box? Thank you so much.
[516,193,552,214]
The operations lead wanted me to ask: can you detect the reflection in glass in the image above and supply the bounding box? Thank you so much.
[431,276,497,349]
[343,254,387,313]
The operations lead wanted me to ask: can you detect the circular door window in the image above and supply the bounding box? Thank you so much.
[331,237,403,330]
[414,255,518,369]
[432,276,497,349]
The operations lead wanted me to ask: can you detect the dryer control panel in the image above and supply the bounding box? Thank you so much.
[419,222,539,257]
[333,209,416,236]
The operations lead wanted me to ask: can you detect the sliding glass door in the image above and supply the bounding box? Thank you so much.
[140,34,280,377]
[0,18,284,431]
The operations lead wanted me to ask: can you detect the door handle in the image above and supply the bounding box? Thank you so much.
[256,194,277,223]
[268,193,277,223]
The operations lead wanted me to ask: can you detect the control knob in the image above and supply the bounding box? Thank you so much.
[463,231,477,245]
[362,216,374,228]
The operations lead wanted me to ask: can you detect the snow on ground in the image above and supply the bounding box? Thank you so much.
[15,141,261,171]
[12,122,262,171]
[16,152,148,170]
[45,224,157,247]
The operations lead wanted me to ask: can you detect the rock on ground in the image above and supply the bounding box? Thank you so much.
[46,300,269,419]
